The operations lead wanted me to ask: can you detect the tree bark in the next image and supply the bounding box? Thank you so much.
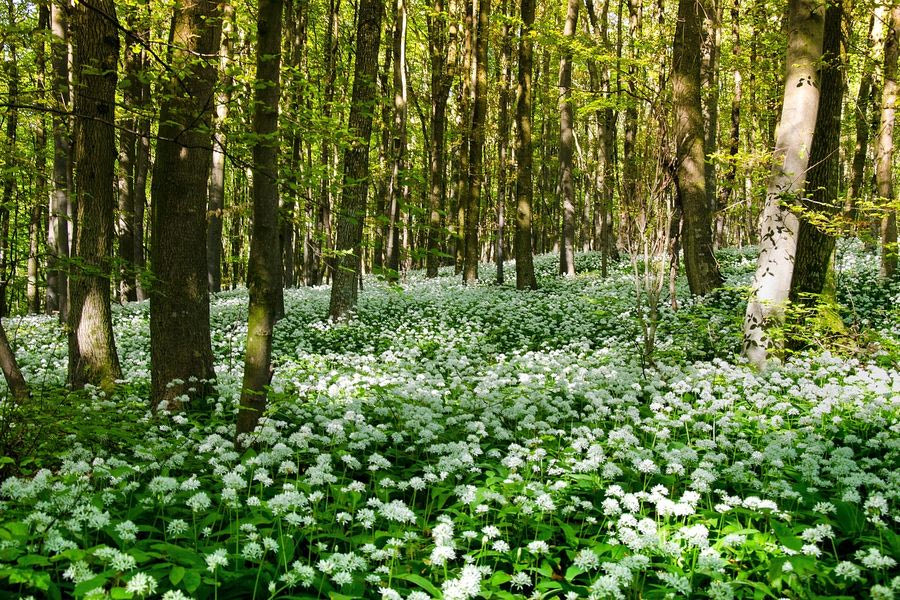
[207,2,235,294]
[0,320,29,402]
[717,0,740,247]
[514,0,537,290]
[847,16,875,219]
[385,0,408,282]
[558,0,579,277]
[116,12,140,303]
[496,0,511,285]
[426,0,452,278]
[879,6,900,279]
[328,0,384,319]
[150,0,221,409]
[743,0,824,368]
[45,0,70,320]
[236,0,284,439]
[672,0,723,295]
[463,0,489,284]
[68,0,123,390]
[790,0,843,301]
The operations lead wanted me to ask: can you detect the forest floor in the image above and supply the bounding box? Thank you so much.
[0,244,899,599]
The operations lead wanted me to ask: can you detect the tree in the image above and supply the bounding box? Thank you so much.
[207,2,235,294]
[558,0,578,277]
[0,319,28,402]
[878,4,900,279]
[425,0,453,278]
[236,0,284,439]
[672,0,723,294]
[463,0,489,284]
[67,0,122,389]
[150,0,221,409]
[514,0,537,290]
[789,0,843,301]
[743,0,824,369]
[45,0,70,320]
[328,0,384,319]
[385,0,408,282]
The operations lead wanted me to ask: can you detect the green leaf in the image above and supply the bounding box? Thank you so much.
[183,569,202,593]
[169,565,186,585]
[394,573,442,597]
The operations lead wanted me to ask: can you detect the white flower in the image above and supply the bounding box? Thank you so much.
[205,548,228,572]
[125,572,157,597]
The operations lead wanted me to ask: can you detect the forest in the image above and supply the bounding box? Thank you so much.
[0,0,898,596]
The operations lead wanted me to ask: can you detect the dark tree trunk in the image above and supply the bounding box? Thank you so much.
[236,0,284,439]
[150,0,222,409]
[116,12,140,303]
[463,0,489,284]
[514,0,537,290]
[68,0,122,390]
[790,0,843,301]
[30,4,49,315]
[672,0,723,294]
[328,0,384,319]
[133,32,150,302]
[558,0,579,277]
[879,6,900,279]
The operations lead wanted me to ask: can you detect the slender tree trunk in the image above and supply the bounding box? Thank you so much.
[282,0,307,289]
[236,0,284,439]
[790,0,843,301]
[743,0,824,368]
[456,1,474,275]
[426,0,452,278]
[496,0,512,284]
[133,33,150,302]
[0,320,28,402]
[514,0,537,290]
[207,2,234,294]
[385,0,408,282]
[701,0,720,210]
[558,0,579,277]
[314,0,340,285]
[46,0,70,320]
[463,0,489,284]
[672,0,723,294]
[68,0,122,390]
[29,4,49,315]
[328,0,384,319]
[879,6,900,279]
[717,0,741,247]
[150,0,222,409]
[0,0,17,318]
[116,13,141,303]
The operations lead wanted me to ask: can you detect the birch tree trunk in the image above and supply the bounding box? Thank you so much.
[742,0,824,368]
[558,0,579,277]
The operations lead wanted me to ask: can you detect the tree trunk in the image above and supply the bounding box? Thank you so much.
[672,0,723,295]
[236,0,284,439]
[879,6,900,279]
[700,0,720,210]
[46,0,70,320]
[456,1,474,276]
[717,0,741,247]
[426,0,452,278]
[463,0,489,284]
[68,0,123,390]
[385,0,408,282]
[790,0,843,301]
[116,13,140,303]
[30,4,49,315]
[558,0,579,277]
[743,0,824,369]
[496,0,512,284]
[0,320,28,402]
[514,0,538,290]
[150,0,222,409]
[133,32,150,302]
[207,2,235,294]
[328,0,384,319]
